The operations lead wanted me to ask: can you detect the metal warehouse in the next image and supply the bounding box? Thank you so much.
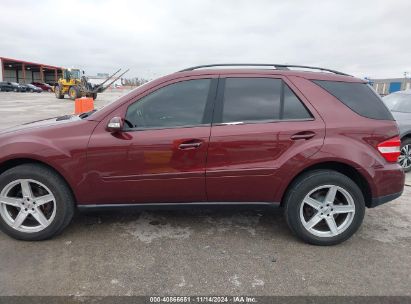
[370,77,411,95]
[0,57,63,84]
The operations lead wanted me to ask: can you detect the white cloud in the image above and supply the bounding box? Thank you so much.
[0,0,410,78]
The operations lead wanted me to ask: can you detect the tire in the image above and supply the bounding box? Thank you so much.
[284,170,365,246]
[68,86,80,100]
[0,164,74,241]
[54,85,64,99]
[399,138,411,173]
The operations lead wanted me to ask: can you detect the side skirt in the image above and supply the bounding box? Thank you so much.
[77,201,281,212]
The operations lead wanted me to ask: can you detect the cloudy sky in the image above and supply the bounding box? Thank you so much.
[0,0,410,79]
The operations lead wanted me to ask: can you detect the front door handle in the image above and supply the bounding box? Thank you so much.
[291,131,316,140]
[178,140,203,150]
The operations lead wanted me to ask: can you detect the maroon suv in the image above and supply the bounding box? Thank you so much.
[0,64,405,245]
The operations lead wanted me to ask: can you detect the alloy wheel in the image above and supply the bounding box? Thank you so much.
[299,185,356,238]
[0,179,56,233]
[398,144,411,170]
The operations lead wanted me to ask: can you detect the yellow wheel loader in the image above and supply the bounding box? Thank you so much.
[55,68,129,100]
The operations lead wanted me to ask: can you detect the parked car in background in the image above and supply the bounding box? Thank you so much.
[383,90,411,172]
[46,82,58,88]
[22,84,43,93]
[8,82,26,92]
[0,64,405,245]
[0,82,14,92]
[31,82,53,92]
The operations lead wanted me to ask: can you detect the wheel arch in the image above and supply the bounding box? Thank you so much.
[280,161,372,208]
[401,133,411,141]
[0,158,77,203]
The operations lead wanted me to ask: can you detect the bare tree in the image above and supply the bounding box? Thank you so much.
[121,77,149,87]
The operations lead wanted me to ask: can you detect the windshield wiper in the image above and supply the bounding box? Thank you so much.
[79,109,97,119]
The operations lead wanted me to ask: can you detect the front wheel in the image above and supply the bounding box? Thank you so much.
[399,138,411,172]
[284,170,365,246]
[68,86,80,100]
[0,164,74,241]
[54,85,64,99]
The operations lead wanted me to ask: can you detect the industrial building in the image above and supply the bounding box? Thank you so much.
[370,77,411,95]
[0,57,63,84]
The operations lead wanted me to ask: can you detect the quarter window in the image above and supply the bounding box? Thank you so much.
[125,79,211,129]
[283,84,312,119]
[314,80,394,120]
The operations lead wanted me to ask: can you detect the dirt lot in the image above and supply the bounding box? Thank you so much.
[0,91,410,296]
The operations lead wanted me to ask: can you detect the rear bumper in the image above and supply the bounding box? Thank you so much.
[369,190,403,208]
[359,163,405,208]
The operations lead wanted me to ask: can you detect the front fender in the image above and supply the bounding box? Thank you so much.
[0,120,98,202]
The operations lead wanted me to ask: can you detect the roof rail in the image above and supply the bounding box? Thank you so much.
[178,64,351,76]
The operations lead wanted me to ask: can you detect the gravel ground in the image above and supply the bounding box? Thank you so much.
[0,91,410,296]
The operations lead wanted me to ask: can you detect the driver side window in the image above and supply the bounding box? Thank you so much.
[125,79,211,129]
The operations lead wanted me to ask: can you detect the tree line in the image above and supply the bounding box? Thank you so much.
[121,77,150,87]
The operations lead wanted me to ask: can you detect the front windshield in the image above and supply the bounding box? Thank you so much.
[383,93,411,113]
[64,69,81,79]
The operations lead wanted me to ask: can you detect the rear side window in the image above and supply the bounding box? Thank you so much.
[313,80,394,120]
[221,78,312,123]
[222,78,282,122]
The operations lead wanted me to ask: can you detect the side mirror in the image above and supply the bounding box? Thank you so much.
[106,117,124,133]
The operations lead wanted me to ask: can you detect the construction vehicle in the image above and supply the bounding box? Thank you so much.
[54,68,129,100]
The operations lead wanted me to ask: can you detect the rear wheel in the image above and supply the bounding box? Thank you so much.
[68,86,80,100]
[54,85,64,99]
[284,170,365,246]
[0,164,74,241]
[399,138,411,172]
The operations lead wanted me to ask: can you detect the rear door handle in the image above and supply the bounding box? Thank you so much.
[179,140,203,150]
[291,131,316,140]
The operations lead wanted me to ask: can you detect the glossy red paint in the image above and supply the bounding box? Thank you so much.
[31,82,53,91]
[0,68,405,207]
[205,74,326,202]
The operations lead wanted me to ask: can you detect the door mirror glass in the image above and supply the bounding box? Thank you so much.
[106,117,124,133]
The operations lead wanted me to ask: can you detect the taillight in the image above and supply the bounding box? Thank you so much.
[377,136,401,162]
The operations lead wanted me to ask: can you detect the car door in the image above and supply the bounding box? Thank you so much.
[86,77,218,204]
[206,75,325,202]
